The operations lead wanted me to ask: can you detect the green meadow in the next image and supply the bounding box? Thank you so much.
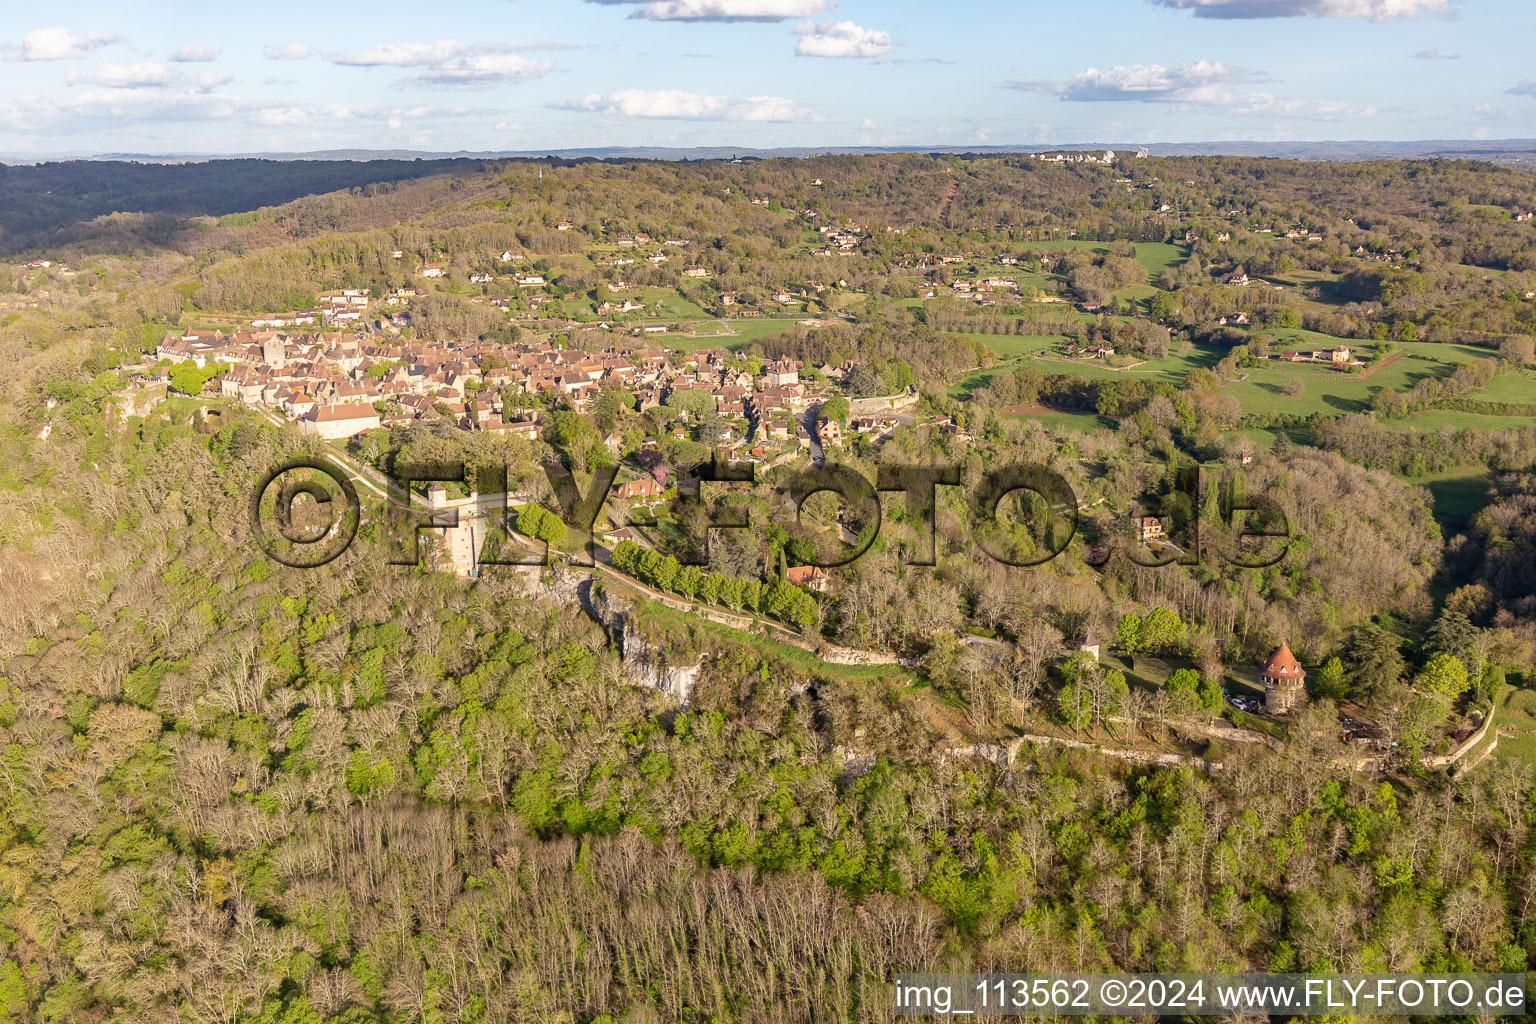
[1399,465,1495,533]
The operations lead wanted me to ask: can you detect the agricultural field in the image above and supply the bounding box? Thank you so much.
[1478,366,1536,402]
[1206,341,1495,417]
[1019,238,1188,278]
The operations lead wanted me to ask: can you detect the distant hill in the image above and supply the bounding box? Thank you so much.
[3,142,1534,252]
[6,139,1535,165]
[0,157,492,244]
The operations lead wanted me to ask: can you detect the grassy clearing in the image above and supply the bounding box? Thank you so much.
[1258,270,1350,312]
[949,367,1006,398]
[961,333,1062,358]
[631,597,911,686]
[1480,367,1536,402]
[1488,686,1536,765]
[1007,409,1109,433]
[1381,410,1536,433]
[1217,364,1386,416]
[1214,345,1491,417]
[1394,341,1494,364]
[1225,665,1266,698]
[632,288,709,319]
[1398,465,1494,533]
[1129,242,1189,280]
[664,318,795,352]
[1027,355,1134,381]
[1016,240,1188,280]
[1104,653,1171,691]
[685,320,736,337]
[958,332,1501,424]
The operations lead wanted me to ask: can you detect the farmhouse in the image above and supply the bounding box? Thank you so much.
[613,478,664,500]
[785,565,830,592]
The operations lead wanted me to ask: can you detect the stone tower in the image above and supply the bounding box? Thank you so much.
[1260,642,1307,714]
[262,333,286,369]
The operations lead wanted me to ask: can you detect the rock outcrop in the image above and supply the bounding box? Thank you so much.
[587,583,703,705]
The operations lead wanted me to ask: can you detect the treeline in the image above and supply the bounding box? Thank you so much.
[755,318,986,390]
[610,537,818,628]
[1369,357,1504,418]
[1313,413,1536,476]
[1448,477,1536,622]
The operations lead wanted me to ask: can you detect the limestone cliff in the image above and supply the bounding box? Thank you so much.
[587,583,703,706]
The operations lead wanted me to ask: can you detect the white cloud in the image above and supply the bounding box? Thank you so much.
[408,55,554,89]
[1508,77,1536,98]
[1225,94,1376,118]
[1410,49,1458,59]
[3,26,121,61]
[590,0,832,21]
[170,43,218,62]
[65,62,233,92]
[0,88,245,130]
[325,40,557,89]
[67,62,178,88]
[1152,0,1451,19]
[330,41,477,66]
[264,41,314,60]
[247,103,482,128]
[792,20,892,58]
[188,71,234,90]
[0,77,485,135]
[1013,61,1376,119]
[554,88,829,121]
[1016,61,1245,103]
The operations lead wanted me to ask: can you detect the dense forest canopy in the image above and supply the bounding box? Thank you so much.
[0,158,505,243]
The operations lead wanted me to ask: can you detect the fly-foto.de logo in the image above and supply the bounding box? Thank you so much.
[249,453,1292,571]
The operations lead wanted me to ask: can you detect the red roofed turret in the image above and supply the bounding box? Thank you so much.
[1260,642,1306,714]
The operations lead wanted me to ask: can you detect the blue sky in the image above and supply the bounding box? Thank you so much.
[0,0,1531,154]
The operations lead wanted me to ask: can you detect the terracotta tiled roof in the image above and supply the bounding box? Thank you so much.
[1261,642,1304,679]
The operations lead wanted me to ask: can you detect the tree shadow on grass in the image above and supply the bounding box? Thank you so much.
[1322,393,1368,413]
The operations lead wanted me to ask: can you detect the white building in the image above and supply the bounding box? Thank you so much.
[299,404,381,440]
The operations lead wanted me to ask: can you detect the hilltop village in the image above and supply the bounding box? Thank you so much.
[158,323,912,452]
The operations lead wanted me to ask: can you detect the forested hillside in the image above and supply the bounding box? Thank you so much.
[2,152,1536,1022]
[0,158,491,246]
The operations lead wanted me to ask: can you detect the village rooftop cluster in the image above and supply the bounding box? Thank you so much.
[153,324,916,452]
